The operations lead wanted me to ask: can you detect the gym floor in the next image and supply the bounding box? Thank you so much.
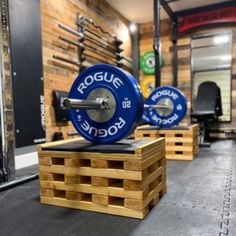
[1,139,235,236]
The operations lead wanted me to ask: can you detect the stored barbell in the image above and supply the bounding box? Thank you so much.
[76,22,120,49]
[59,35,118,61]
[58,23,123,54]
[59,35,129,67]
[77,14,122,45]
[63,64,187,144]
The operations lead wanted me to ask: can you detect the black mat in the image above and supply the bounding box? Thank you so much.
[0,140,236,236]
[42,139,150,154]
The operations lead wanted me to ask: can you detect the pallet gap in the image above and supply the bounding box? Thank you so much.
[52,157,64,165]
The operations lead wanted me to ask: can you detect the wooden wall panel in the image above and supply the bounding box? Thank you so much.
[140,20,236,129]
[41,0,131,141]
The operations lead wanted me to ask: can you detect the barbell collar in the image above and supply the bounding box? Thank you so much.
[63,98,106,110]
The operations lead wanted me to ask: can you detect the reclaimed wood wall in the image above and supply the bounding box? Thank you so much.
[40,0,131,141]
[140,20,236,129]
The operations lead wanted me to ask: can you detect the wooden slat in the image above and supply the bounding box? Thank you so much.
[41,196,146,219]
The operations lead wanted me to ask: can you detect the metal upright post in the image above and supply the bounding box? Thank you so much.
[153,0,161,87]
[160,0,177,87]
[0,0,15,183]
[172,19,178,87]
[130,24,140,82]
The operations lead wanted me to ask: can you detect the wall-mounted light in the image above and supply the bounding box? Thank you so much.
[129,23,137,33]
[214,35,229,44]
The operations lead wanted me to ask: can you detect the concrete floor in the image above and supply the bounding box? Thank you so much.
[0,140,235,236]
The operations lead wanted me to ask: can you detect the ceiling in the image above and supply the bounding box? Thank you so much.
[105,0,232,23]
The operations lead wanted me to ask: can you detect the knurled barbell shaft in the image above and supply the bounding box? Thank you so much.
[144,104,169,109]
[63,98,103,110]
[64,98,170,111]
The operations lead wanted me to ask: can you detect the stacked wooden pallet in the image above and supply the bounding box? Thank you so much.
[209,123,236,139]
[135,124,199,161]
[38,137,167,219]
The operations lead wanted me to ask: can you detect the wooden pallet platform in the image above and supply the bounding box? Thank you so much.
[135,124,199,161]
[38,138,167,219]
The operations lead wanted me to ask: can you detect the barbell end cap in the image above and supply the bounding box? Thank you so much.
[63,98,71,109]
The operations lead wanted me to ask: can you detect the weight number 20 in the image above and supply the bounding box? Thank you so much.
[122,100,131,108]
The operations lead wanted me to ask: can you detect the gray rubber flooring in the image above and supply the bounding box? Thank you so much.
[0,140,236,236]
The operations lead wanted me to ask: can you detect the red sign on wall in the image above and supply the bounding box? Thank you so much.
[178,6,236,33]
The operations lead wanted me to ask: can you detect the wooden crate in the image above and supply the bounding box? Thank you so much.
[38,137,167,219]
[135,124,199,161]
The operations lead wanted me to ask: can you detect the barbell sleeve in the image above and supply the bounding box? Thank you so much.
[63,98,103,110]
[59,35,84,49]
[58,23,84,39]
[53,55,81,66]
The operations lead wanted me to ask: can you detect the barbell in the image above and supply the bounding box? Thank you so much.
[58,23,122,54]
[64,64,187,144]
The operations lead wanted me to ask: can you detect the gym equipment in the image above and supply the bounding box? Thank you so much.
[53,53,123,70]
[65,64,143,144]
[38,138,166,219]
[142,109,151,123]
[76,22,119,48]
[0,0,14,183]
[122,55,132,63]
[58,23,121,54]
[80,54,123,68]
[59,35,118,61]
[53,55,81,67]
[140,76,155,98]
[0,0,40,189]
[191,81,222,147]
[64,64,187,144]
[59,35,126,68]
[145,86,187,128]
[52,90,69,122]
[58,20,125,71]
[80,53,115,66]
[77,14,121,43]
[140,51,164,75]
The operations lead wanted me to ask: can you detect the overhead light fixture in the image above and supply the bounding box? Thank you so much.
[213,35,229,44]
[129,23,137,33]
